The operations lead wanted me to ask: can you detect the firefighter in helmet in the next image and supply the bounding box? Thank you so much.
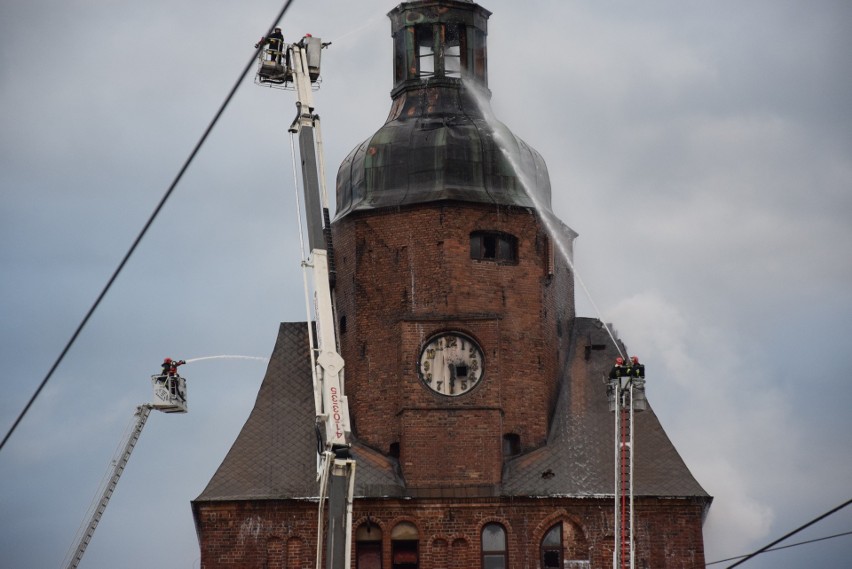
[255,27,285,65]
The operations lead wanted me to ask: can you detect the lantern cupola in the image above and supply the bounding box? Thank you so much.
[335,0,553,220]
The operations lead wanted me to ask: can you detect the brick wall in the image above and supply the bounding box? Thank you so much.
[194,496,707,568]
[399,408,503,487]
[332,202,575,486]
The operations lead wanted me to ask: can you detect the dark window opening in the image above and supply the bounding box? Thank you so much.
[543,551,559,568]
[415,24,435,78]
[392,542,418,569]
[541,524,562,569]
[389,442,400,458]
[473,29,487,84]
[443,23,465,77]
[392,522,419,569]
[471,231,518,264]
[340,315,347,334]
[394,30,407,83]
[483,236,497,258]
[502,433,521,457]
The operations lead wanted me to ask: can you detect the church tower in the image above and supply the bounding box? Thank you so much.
[193,2,711,567]
[333,0,575,491]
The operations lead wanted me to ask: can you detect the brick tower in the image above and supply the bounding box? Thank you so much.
[333,0,575,492]
[193,2,711,568]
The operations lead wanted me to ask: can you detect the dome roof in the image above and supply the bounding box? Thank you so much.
[335,81,552,219]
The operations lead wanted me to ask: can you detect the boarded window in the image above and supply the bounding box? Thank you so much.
[356,523,382,569]
[392,522,419,569]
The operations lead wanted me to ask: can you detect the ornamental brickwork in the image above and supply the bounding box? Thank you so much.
[194,497,707,568]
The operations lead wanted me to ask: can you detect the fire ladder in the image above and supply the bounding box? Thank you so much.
[609,357,646,569]
[63,405,152,569]
[62,374,187,569]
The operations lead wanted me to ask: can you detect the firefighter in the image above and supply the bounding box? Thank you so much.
[169,359,186,377]
[609,356,626,380]
[609,356,644,380]
[255,27,285,65]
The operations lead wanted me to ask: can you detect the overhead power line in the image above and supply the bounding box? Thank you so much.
[0,0,298,455]
[707,530,852,565]
[722,498,852,568]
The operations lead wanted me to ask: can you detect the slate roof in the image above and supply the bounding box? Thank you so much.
[194,323,404,502]
[194,319,708,503]
[503,318,709,499]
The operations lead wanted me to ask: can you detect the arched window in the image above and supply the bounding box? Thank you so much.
[541,524,562,569]
[481,523,508,569]
[356,522,382,569]
[391,522,419,569]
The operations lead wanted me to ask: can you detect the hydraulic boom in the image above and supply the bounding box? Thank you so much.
[256,33,355,569]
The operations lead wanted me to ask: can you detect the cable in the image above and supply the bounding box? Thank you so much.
[707,530,852,565]
[0,0,298,455]
[723,498,852,568]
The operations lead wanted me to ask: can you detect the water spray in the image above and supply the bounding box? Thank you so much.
[184,355,270,364]
[463,79,625,358]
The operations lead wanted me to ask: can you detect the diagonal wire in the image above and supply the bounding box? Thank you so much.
[724,498,852,568]
[707,530,852,565]
[0,0,298,454]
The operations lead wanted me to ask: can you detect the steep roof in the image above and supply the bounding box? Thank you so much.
[194,323,404,502]
[503,318,709,499]
[194,319,708,503]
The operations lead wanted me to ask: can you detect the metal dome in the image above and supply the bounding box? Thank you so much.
[334,0,552,220]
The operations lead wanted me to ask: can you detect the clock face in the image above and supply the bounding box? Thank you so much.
[418,332,484,397]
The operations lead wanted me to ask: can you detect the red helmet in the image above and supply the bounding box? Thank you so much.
[164,357,172,363]
[615,357,624,365]
[631,356,640,365]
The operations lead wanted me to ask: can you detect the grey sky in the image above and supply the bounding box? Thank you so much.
[2,0,851,567]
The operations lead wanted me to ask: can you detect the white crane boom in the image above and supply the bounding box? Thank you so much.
[256,34,356,569]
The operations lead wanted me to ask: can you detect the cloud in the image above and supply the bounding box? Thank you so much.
[2,1,851,568]
[607,290,797,558]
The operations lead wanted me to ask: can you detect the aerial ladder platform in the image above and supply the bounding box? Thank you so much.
[255,31,356,569]
[607,356,647,569]
[62,370,188,569]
